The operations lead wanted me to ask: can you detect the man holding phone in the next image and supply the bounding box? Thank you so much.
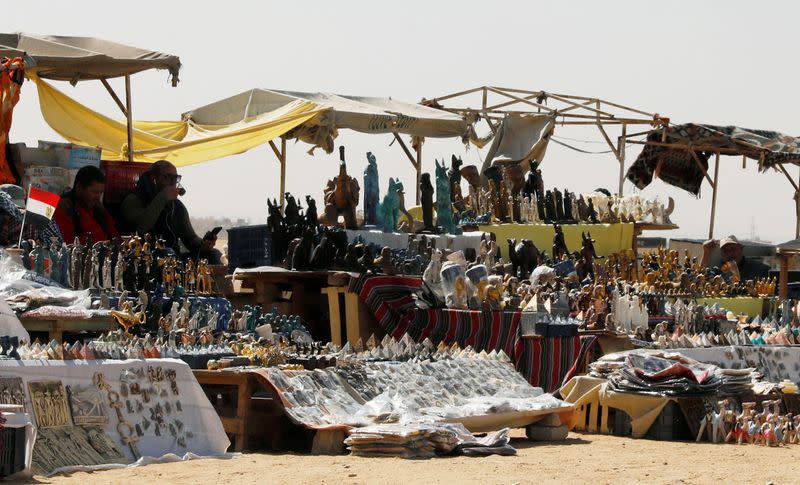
[121,160,221,264]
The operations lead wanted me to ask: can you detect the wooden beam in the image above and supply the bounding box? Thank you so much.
[596,123,620,160]
[778,164,800,193]
[124,75,134,162]
[617,124,627,196]
[543,92,616,118]
[430,86,485,103]
[708,152,720,239]
[688,148,715,187]
[392,133,418,167]
[268,140,282,161]
[279,137,286,209]
[100,78,127,117]
[485,87,555,113]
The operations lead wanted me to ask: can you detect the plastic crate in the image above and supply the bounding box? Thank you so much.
[227,225,272,273]
[100,160,151,204]
[0,426,26,478]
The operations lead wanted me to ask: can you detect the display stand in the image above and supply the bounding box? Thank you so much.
[321,286,381,347]
[20,315,117,341]
[229,267,335,339]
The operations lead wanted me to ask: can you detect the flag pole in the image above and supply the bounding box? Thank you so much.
[17,209,27,248]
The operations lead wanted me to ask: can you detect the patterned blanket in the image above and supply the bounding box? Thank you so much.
[626,123,800,195]
[350,274,596,392]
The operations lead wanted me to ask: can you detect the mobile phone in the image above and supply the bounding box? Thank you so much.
[204,227,222,239]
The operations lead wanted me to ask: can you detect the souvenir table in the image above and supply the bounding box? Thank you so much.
[349,274,597,392]
[345,229,485,253]
[475,222,635,258]
[0,358,229,474]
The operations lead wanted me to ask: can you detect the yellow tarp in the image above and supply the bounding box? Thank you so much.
[695,297,765,317]
[30,74,328,166]
[477,223,635,258]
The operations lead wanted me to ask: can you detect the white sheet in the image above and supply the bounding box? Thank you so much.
[0,358,230,468]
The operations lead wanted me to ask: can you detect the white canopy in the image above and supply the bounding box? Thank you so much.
[0,32,181,84]
[183,88,468,141]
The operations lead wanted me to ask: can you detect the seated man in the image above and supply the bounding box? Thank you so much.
[54,165,119,244]
[701,235,770,281]
[0,184,63,247]
[121,160,220,263]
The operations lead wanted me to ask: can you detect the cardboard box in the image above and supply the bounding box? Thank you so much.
[37,140,101,169]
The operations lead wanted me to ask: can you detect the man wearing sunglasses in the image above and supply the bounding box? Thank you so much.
[121,160,221,264]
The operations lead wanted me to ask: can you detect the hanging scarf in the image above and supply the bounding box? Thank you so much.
[0,57,24,184]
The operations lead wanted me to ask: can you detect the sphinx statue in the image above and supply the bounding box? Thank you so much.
[322,146,360,229]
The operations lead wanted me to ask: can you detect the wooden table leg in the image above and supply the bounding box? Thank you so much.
[235,374,253,452]
[50,320,63,343]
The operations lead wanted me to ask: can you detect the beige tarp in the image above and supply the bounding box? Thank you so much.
[183,89,468,153]
[0,33,181,84]
[482,113,555,174]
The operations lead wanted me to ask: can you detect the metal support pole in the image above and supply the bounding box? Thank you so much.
[124,75,134,162]
[708,152,720,239]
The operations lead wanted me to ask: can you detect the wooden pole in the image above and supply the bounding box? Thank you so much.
[779,253,789,300]
[124,75,134,162]
[280,137,287,209]
[415,142,423,206]
[618,124,627,196]
[708,152,720,239]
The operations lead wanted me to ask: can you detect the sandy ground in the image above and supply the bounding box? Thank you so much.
[23,430,800,485]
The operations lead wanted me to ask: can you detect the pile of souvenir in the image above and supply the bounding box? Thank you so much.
[695,398,800,447]
[344,423,514,458]
[263,356,570,430]
[335,334,513,364]
[589,350,762,399]
[17,234,216,296]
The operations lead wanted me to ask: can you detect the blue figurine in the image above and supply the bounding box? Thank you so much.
[363,152,380,226]
[435,159,460,234]
[376,178,401,233]
[49,242,61,284]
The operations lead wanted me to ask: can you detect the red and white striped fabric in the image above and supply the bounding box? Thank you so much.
[26,186,60,220]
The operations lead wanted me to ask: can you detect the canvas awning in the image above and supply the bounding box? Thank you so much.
[31,74,326,166]
[183,88,468,152]
[626,123,800,195]
[0,32,181,85]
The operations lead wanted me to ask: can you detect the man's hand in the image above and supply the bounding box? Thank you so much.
[702,239,718,254]
[201,235,217,251]
[162,186,180,201]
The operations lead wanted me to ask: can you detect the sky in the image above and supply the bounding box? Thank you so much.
[5,1,799,243]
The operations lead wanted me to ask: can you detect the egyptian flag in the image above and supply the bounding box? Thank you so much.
[26,186,60,220]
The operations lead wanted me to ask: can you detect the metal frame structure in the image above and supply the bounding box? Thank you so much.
[424,86,668,197]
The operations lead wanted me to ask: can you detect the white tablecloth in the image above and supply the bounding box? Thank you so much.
[0,359,229,467]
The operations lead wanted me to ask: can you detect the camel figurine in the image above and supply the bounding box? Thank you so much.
[322,146,360,229]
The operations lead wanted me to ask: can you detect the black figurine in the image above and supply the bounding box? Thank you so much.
[420,172,435,232]
[305,195,318,227]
